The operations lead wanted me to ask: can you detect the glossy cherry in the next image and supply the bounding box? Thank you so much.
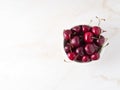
[67,52,76,60]
[63,30,72,40]
[82,55,90,62]
[76,47,84,56]
[93,43,99,52]
[92,26,101,36]
[64,45,71,53]
[91,52,100,60]
[72,25,81,33]
[82,25,90,32]
[85,44,95,55]
[70,36,80,47]
[96,35,105,46]
[84,32,93,43]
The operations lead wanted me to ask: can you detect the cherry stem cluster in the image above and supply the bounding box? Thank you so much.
[96,16,106,26]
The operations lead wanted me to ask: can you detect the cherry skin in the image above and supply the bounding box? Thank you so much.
[92,26,101,36]
[84,32,93,43]
[76,47,84,56]
[72,25,81,33]
[67,52,76,60]
[91,52,100,60]
[82,55,90,62]
[70,36,80,47]
[96,35,105,46]
[63,30,72,40]
[85,44,95,55]
[82,25,90,32]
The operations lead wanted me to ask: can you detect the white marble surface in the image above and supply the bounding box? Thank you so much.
[0,0,120,90]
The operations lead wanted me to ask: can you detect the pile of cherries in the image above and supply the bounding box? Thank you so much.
[63,25,105,63]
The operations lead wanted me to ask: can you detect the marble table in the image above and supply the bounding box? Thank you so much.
[0,0,120,90]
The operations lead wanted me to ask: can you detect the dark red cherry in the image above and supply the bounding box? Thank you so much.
[63,30,72,40]
[67,52,76,60]
[82,25,90,32]
[84,32,93,43]
[92,26,101,36]
[75,55,82,62]
[91,52,100,60]
[96,35,105,46]
[64,45,71,53]
[85,44,95,55]
[72,25,81,33]
[76,47,84,56]
[93,43,99,52]
[82,55,90,62]
[70,36,80,47]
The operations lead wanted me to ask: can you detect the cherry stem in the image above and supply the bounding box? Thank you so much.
[64,59,71,63]
[92,37,99,39]
[101,18,106,21]
[101,30,106,33]
[99,43,109,53]
[69,46,72,52]
[75,54,79,60]
[96,16,106,26]
[89,20,93,25]
[103,43,109,48]
[96,16,101,26]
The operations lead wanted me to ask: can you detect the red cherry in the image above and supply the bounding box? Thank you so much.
[93,43,99,52]
[82,25,90,32]
[91,52,100,60]
[76,47,84,56]
[92,26,101,36]
[75,55,82,62]
[84,32,93,43]
[85,44,95,55]
[70,36,80,47]
[67,52,76,60]
[63,30,72,40]
[72,25,81,33]
[82,55,90,62]
[64,45,71,53]
[96,35,105,46]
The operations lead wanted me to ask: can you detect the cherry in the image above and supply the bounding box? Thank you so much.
[82,25,90,32]
[96,35,105,46]
[82,55,90,62]
[70,36,80,47]
[67,52,76,60]
[64,45,71,53]
[91,52,100,60]
[92,26,101,36]
[85,44,95,55]
[72,25,81,33]
[76,47,84,56]
[84,32,93,43]
[93,43,99,52]
[75,55,82,62]
[63,30,72,40]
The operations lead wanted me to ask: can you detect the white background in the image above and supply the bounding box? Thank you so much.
[0,0,120,90]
